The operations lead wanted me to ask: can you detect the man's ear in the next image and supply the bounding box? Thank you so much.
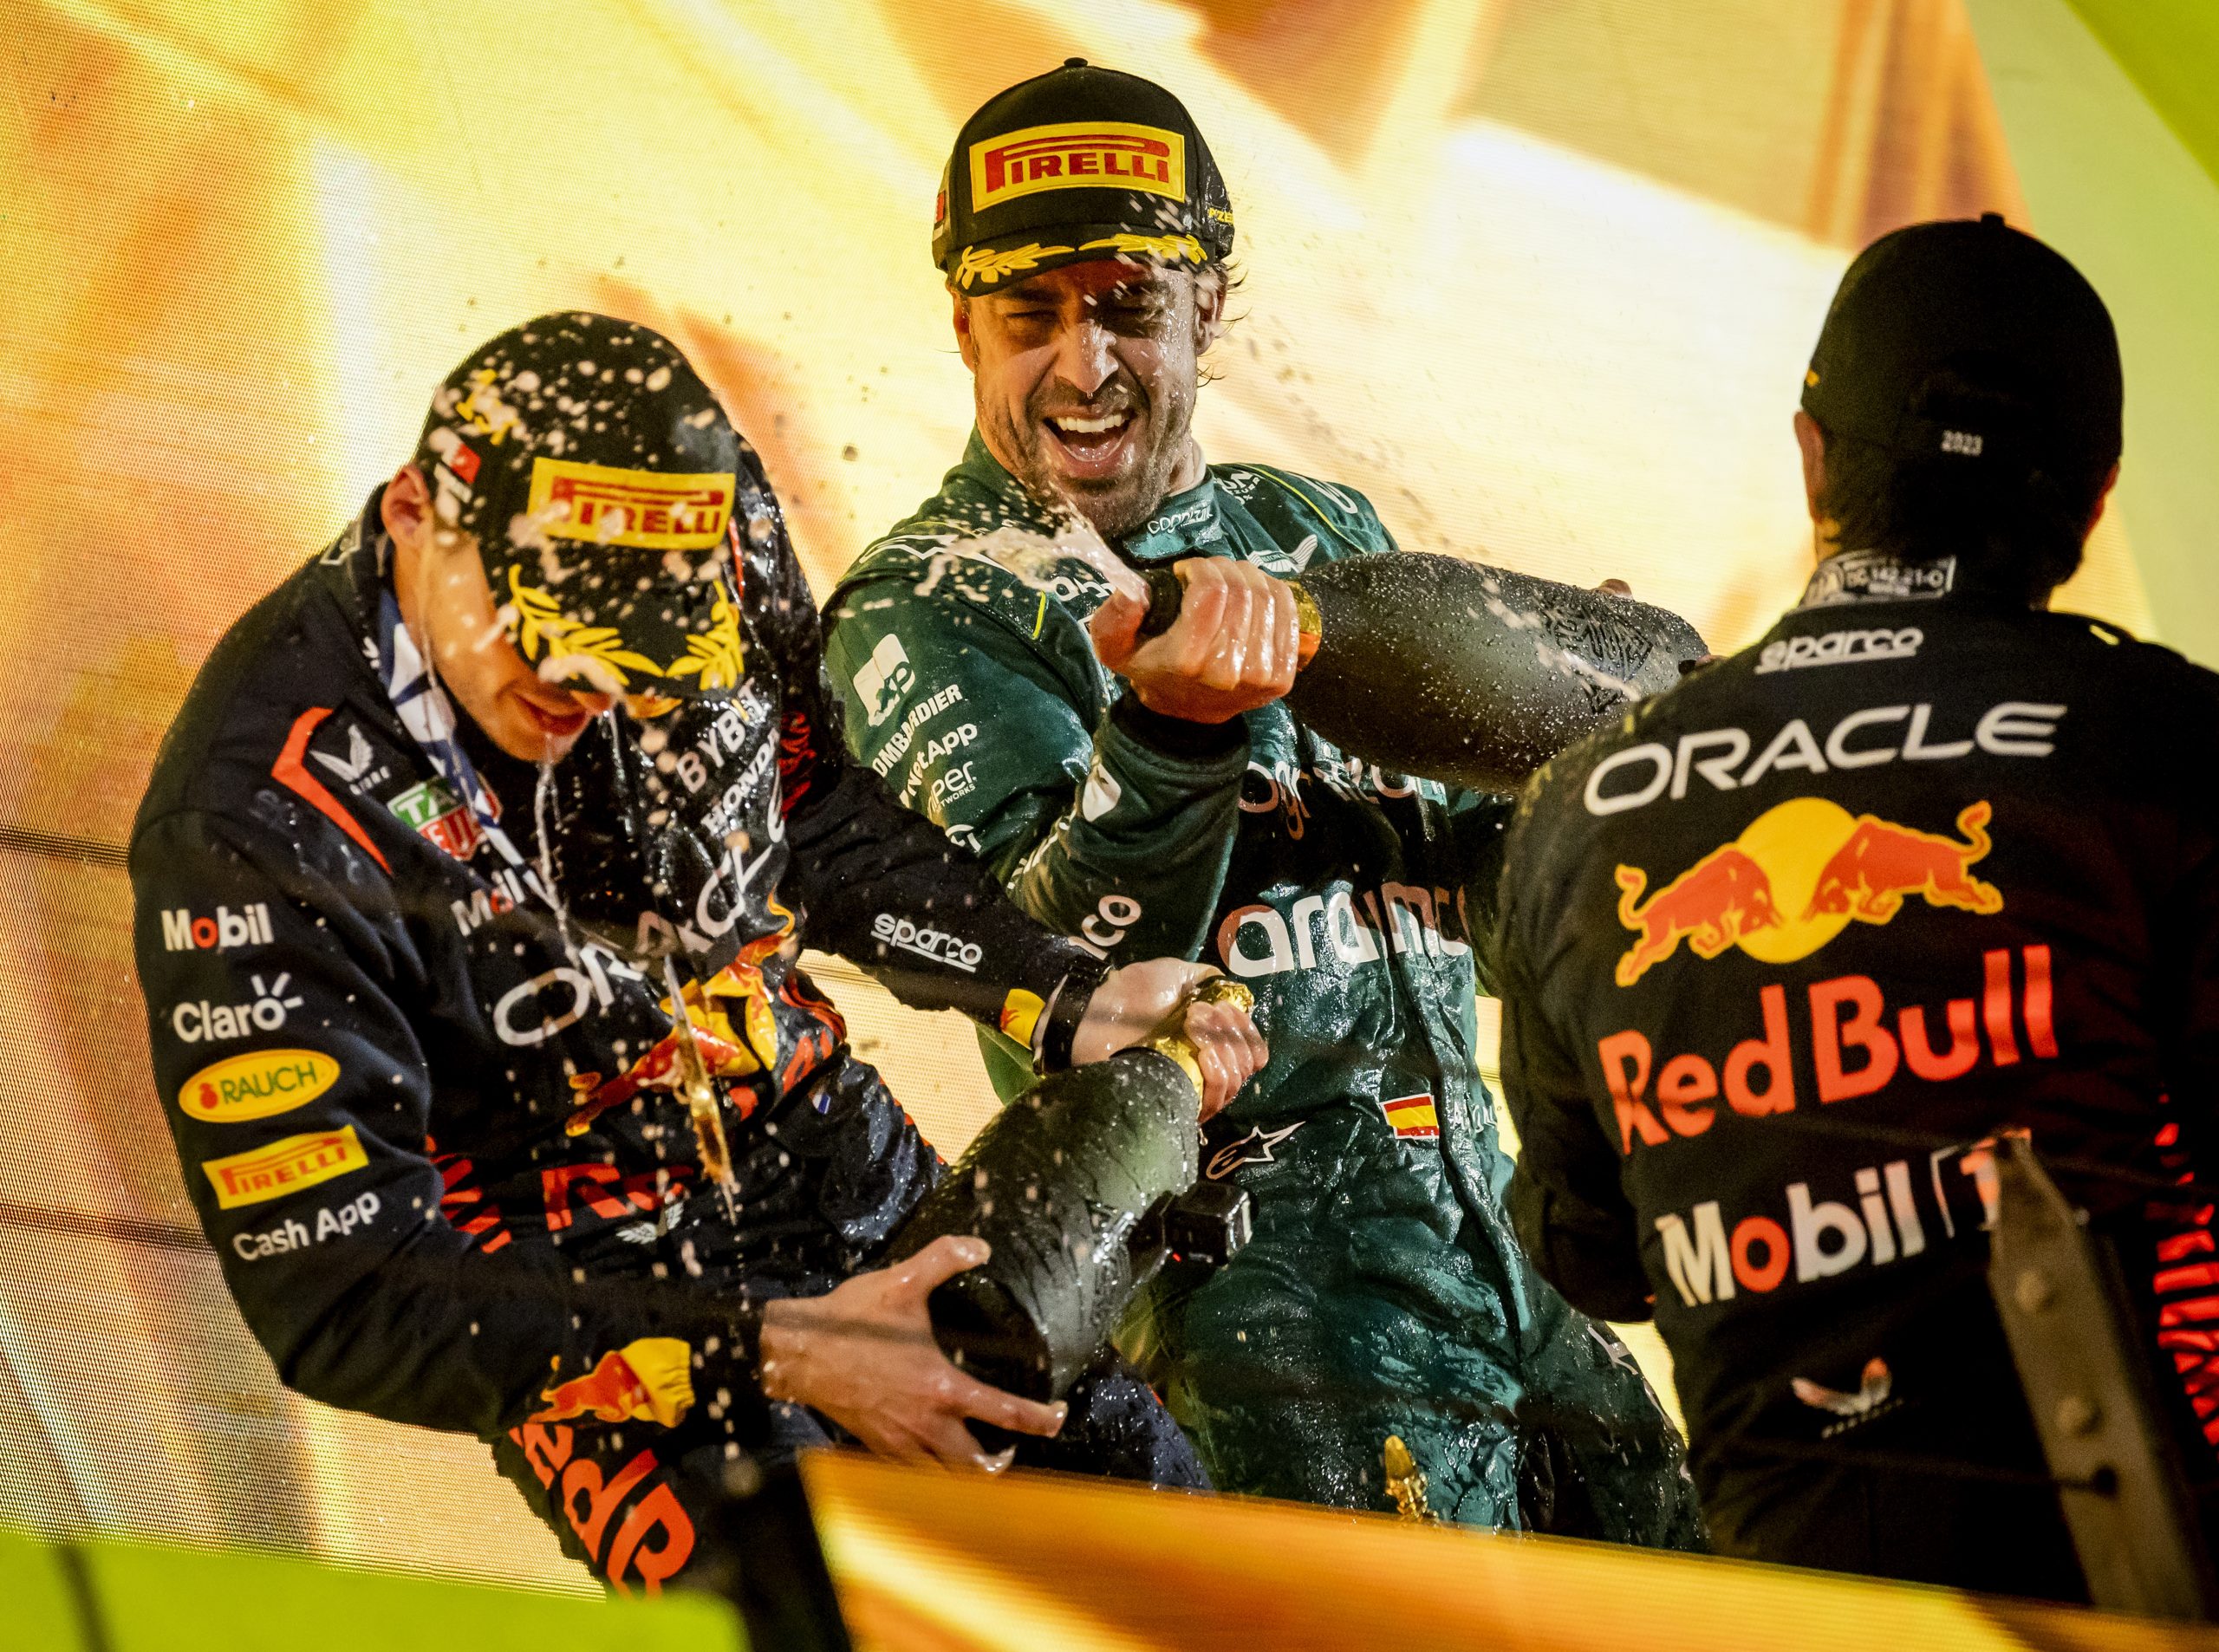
[1793,410,1827,523]
[1194,268,1227,355]
[950,287,979,373]
[381,462,433,547]
[2085,459,2121,543]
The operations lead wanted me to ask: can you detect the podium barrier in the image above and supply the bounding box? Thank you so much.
[802,1450,2219,1652]
[0,1525,745,1652]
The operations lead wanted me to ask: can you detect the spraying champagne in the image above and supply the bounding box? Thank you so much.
[1136,554,1708,793]
[884,978,1254,1404]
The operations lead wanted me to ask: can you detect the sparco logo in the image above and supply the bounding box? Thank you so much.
[172,972,304,1043]
[1754,628,1923,674]
[872,914,982,973]
[161,904,274,953]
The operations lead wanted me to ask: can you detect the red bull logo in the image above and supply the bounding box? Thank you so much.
[1615,797,2002,985]
[533,1337,693,1428]
[1600,946,2058,1156]
[536,1349,654,1425]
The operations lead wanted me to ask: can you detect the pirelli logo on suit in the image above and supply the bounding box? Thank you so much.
[203,1125,368,1209]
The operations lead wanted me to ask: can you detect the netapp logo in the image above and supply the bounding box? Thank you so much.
[161,904,274,953]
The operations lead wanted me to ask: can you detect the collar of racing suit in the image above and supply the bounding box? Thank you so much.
[322,490,541,879]
[1794,547,2038,613]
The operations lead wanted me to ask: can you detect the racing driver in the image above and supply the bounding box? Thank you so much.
[823,60,1699,1541]
[131,314,1264,1595]
[1493,217,2217,1597]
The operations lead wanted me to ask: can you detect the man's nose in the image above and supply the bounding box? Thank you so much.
[1051,317,1117,397]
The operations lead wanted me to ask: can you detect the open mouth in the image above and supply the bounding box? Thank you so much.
[519,699,593,742]
[1042,409,1138,480]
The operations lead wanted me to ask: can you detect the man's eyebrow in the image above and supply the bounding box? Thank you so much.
[991,279,1059,304]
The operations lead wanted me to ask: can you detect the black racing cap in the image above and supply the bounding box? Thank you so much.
[414,313,752,699]
[933,58,1234,294]
[1801,213,2122,484]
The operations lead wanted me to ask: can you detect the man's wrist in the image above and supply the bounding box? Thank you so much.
[1112,690,1247,756]
[1035,951,1112,1072]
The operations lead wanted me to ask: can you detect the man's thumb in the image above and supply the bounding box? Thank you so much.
[1089,586,1145,661]
[900,1233,991,1297]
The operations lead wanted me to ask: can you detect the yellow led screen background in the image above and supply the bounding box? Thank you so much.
[2,0,2211,1598]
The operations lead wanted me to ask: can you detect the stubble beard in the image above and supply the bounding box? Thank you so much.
[1006,389,1192,545]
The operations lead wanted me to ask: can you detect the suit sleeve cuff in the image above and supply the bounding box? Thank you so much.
[1110,690,1248,758]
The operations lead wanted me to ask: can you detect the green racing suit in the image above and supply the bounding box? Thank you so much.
[825,432,1702,1541]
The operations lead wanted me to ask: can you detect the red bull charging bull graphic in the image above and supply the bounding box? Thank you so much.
[1614,797,2003,986]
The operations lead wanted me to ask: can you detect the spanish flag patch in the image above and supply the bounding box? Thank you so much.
[1379,1093,1439,1140]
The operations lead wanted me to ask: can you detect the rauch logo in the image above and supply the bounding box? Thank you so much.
[180,1049,341,1124]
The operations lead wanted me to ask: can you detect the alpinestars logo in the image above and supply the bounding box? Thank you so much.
[1793,1356,1897,1437]
[1205,1120,1303,1181]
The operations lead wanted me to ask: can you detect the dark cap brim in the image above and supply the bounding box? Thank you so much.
[946,224,1219,293]
[489,543,745,700]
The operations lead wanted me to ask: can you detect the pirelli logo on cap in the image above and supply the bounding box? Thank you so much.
[526,458,733,552]
[970,120,1185,211]
[203,1125,368,1210]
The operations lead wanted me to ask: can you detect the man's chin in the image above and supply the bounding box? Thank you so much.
[1031,465,1155,541]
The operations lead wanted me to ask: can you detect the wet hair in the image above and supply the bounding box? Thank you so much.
[1813,371,2111,606]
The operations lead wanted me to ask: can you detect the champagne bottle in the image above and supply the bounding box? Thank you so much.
[884,980,1253,1402]
[1137,554,1707,793]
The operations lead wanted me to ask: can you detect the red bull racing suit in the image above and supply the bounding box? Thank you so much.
[1496,549,2219,1596]
[130,480,1199,1597]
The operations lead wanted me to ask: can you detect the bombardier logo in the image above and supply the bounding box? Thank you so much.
[161,904,273,953]
[971,120,1185,211]
[871,913,982,973]
[869,682,964,777]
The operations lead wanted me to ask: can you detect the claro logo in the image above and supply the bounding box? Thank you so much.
[171,972,304,1044]
[179,1049,341,1123]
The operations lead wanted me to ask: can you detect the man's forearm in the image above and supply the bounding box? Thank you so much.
[995,693,1249,966]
